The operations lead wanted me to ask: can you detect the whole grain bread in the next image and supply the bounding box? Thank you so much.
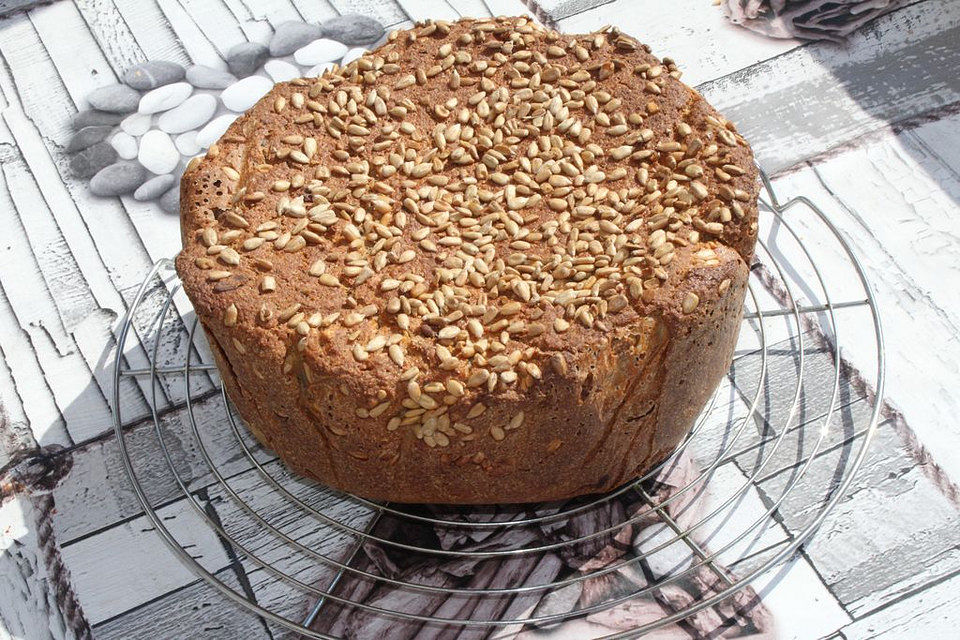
[176,16,759,504]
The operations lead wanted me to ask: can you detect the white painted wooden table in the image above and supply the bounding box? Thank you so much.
[0,1,958,638]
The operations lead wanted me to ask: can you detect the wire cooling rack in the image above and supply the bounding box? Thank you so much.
[111,169,883,638]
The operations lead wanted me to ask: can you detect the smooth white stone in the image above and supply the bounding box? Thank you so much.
[264,59,301,83]
[175,131,201,156]
[196,113,239,148]
[121,112,152,136]
[293,39,348,66]
[341,47,367,66]
[157,93,217,134]
[138,82,193,114]
[138,130,180,174]
[220,75,273,112]
[110,131,138,160]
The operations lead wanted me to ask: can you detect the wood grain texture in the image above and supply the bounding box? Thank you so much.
[840,571,960,639]
[51,393,272,545]
[0,299,40,466]
[236,0,301,26]
[108,0,193,65]
[699,0,960,173]
[482,0,535,19]
[698,467,852,640]
[327,0,407,27]
[0,172,75,447]
[31,1,217,401]
[288,0,338,24]
[59,496,232,625]
[758,420,960,616]
[93,568,272,640]
[447,0,493,19]
[556,0,800,86]
[168,0,248,60]
[769,129,960,487]
[3,6,214,435]
[220,0,275,43]
[0,1,956,637]
[688,331,875,484]
[205,461,376,624]
[0,498,82,640]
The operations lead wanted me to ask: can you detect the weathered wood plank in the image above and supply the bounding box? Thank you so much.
[0,285,70,448]
[0,144,116,443]
[94,568,272,640]
[174,0,250,60]
[28,2,216,407]
[482,0,535,19]
[841,571,960,639]
[327,0,407,28]
[0,0,42,18]
[907,111,960,175]
[556,0,800,86]
[288,0,338,24]
[59,497,232,625]
[688,331,874,487]
[690,462,790,568]
[769,131,960,485]
[744,551,850,640]
[447,0,493,19]
[0,311,34,464]
[104,0,191,67]
[206,459,375,583]
[758,420,960,616]
[686,374,758,471]
[155,0,231,67]
[396,0,461,22]
[237,0,304,26]
[699,0,960,173]
[0,497,83,640]
[693,464,852,640]
[72,0,150,74]
[51,392,274,545]
[220,0,275,43]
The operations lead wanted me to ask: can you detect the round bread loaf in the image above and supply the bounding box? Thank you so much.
[176,16,759,504]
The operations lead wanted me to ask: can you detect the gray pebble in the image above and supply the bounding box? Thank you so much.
[123,60,185,90]
[89,160,148,197]
[321,14,384,45]
[269,21,323,57]
[71,110,123,130]
[159,185,180,214]
[86,84,140,113]
[69,142,117,179]
[185,64,237,90]
[226,42,268,78]
[134,174,177,201]
[66,126,114,153]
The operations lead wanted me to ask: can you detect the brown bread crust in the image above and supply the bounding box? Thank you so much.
[176,16,759,503]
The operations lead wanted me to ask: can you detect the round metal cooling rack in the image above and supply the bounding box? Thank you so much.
[112,169,884,638]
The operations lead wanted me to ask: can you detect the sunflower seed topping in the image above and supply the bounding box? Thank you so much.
[189,16,754,450]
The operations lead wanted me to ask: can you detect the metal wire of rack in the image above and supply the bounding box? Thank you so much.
[111,169,884,638]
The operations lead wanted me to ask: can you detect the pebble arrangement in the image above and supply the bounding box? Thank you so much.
[67,14,385,213]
